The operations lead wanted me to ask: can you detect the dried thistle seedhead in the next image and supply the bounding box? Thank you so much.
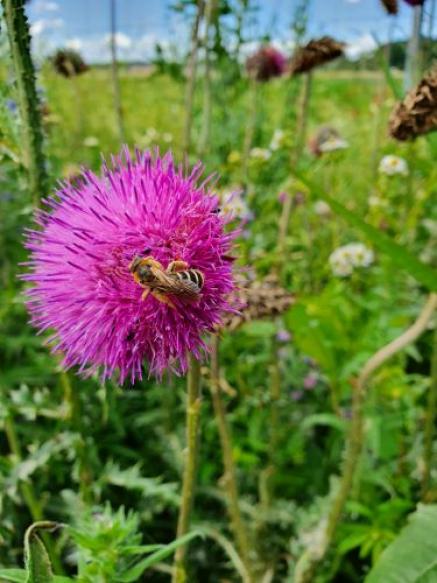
[222,274,295,331]
[289,37,345,75]
[381,0,398,14]
[389,68,437,141]
[52,49,88,78]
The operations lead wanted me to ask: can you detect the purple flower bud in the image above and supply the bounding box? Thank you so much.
[278,191,288,204]
[276,329,291,343]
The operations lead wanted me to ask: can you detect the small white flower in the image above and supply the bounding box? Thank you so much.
[269,129,285,151]
[318,136,349,153]
[329,242,374,277]
[250,147,271,161]
[220,189,253,222]
[378,155,408,176]
[313,200,331,217]
[83,136,99,147]
[146,127,158,139]
[162,132,173,143]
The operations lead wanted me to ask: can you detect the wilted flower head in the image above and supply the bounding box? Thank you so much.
[246,46,287,82]
[289,37,344,75]
[51,48,88,78]
[23,150,237,382]
[378,154,409,176]
[329,242,374,277]
[389,68,437,141]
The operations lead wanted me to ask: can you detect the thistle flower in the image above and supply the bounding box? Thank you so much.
[403,0,425,5]
[329,243,374,277]
[246,46,287,82]
[289,37,344,75]
[380,0,398,14]
[23,150,236,382]
[378,154,409,176]
[389,68,437,141]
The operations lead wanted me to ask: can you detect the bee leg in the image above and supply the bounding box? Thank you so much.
[141,287,151,301]
[152,290,176,309]
[167,260,189,273]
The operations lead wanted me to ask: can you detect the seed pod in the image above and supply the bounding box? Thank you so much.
[389,68,437,141]
[381,0,398,14]
[289,37,345,75]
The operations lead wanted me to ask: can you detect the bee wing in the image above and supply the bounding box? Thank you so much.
[150,271,200,298]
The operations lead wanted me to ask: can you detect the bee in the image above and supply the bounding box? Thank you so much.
[129,256,204,309]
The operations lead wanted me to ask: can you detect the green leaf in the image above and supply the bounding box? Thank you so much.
[300,176,437,291]
[115,531,202,583]
[0,569,27,583]
[24,522,59,583]
[365,504,437,583]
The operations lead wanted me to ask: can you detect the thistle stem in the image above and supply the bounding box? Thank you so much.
[1,0,48,205]
[209,336,254,582]
[109,0,125,143]
[277,71,312,264]
[421,325,437,500]
[294,293,437,583]
[172,355,202,583]
[183,0,205,158]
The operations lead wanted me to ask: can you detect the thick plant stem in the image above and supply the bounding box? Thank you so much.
[172,355,202,583]
[109,0,125,142]
[182,0,205,158]
[404,4,423,92]
[421,325,437,500]
[4,415,64,574]
[277,72,312,264]
[198,0,215,157]
[2,0,48,205]
[209,336,254,582]
[294,293,437,583]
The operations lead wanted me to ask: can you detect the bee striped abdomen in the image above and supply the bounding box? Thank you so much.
[175,270,204,290]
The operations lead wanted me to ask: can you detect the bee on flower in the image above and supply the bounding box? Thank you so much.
[378,155,409,176]
[329,243,374,277]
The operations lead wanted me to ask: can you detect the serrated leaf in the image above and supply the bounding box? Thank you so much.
[365,505,437,583]
[24,522,58,583]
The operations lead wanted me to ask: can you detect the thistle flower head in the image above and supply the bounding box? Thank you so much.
[246,46,287,82]
[23,150,237,382]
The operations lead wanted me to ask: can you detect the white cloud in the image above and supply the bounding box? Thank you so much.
[65,38,84,52]
[30,17,64,37]
[34,0,60,12]
[104,32,133,51]
[344,33,377,60]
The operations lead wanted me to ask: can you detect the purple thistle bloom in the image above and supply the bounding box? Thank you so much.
[23,149,237,383]
[246,46,287,82]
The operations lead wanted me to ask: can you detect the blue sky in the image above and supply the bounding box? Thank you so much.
[26,0,434,63]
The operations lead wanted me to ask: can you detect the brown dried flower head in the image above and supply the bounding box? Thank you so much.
[381,0,398,14]
[222,274,295,331]
[52,49,88,78]
[289,36,345,75]
[389,68,437,141]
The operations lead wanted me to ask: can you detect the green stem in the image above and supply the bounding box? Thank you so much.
[404,4,423,92]
[182,0,205,158]
[241,78,258,185]
[2,0,48,205]
[4,416,64,574]
[172,355,202,583]
[277,71,312,267]
[209,336,254,582]
[109,0,125,142]
[198,0,215,157]
[422,325,437,500]
[294,293,437,583]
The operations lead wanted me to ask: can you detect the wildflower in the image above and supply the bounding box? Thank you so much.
[249,147,271,161]
[389,68,437,141]
[23,149,237,382]
[318,136,349,153]
[270,129,286,151]
[303,372,318,390]
[329,242,374,277]
[276,329,291,343]
[278,191,288,205]
[246,46,286,82]
[309,127,347,156]
[219,189,253,224]
[83,136,99,147]
[313,200,331,217]
[162,132,173,143]
[5,98,17,113]
[227,150,241,164]
[289,37,344,75]
[378,154,408,176]
[291,390,304,401]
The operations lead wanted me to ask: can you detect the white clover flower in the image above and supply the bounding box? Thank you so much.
[250,147,272,161]
[269,128,285,151]
[313,200,331,217]
[329,242,374,277]
[318,136,349,153]
[220,189,253,222]
[83,136,99,147]
[378,155,409,176]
